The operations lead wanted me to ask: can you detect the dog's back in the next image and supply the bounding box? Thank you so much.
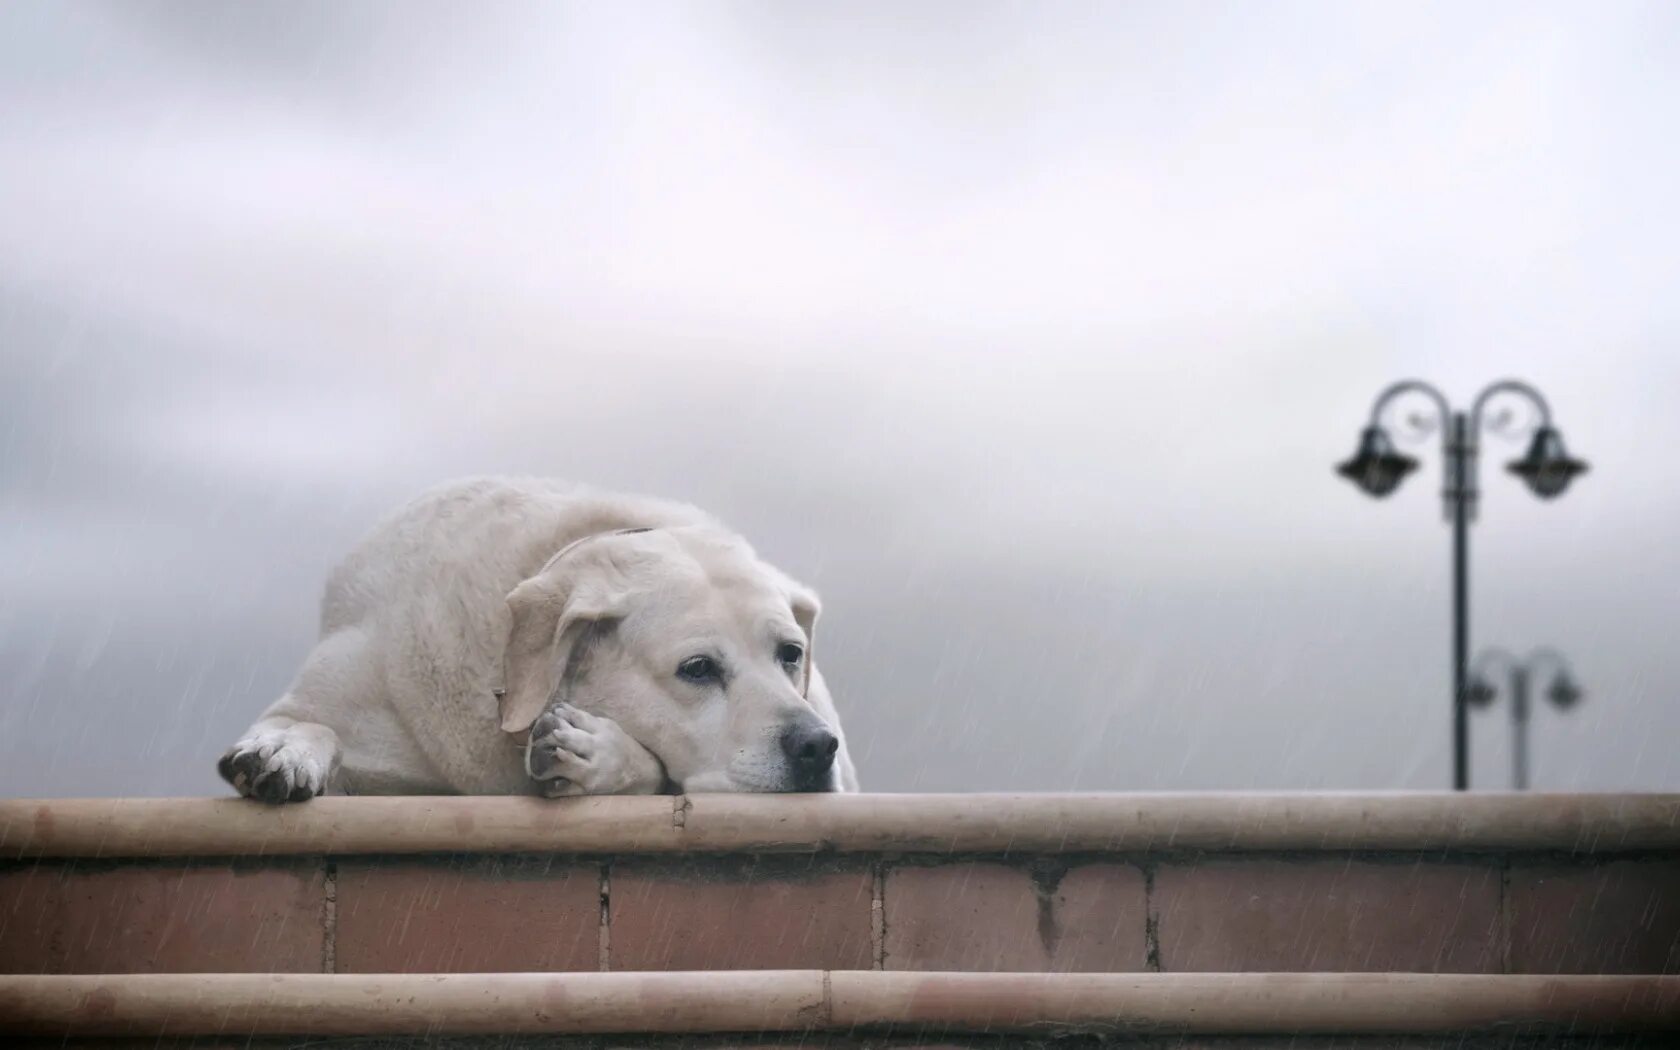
[320,478,711,637]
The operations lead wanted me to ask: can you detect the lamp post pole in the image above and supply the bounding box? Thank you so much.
[1448,412,1471,790]
[1337,380,1587,791]
[1512,664,1531,790]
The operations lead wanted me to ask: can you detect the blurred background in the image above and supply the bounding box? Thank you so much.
[3,0,1677,797]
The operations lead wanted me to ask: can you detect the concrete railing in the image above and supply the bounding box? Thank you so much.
[1,972,1676,1037]
[1,793,1677,1044]
[5,793,1679,855]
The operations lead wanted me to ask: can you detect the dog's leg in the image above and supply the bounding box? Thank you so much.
[527,704,667,796]
[218,715,342,803]
[219,627,366,803]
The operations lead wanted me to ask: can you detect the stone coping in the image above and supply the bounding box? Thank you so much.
[0,972,1675,1036]
[2,794,1676,858]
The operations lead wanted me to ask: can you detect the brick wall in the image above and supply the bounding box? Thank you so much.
[2,797,1676,1047]
[4,850,1676,976]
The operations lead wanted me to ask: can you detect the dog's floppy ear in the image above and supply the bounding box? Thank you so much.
[500,551,626,734]
[784,578,821,697]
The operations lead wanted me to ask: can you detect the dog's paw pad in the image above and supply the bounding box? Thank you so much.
[218,735,327,804]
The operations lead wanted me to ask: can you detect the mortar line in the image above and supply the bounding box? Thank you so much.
[1142,862,1161,973]
[321,861,338,975]
[870,860,886,970]
[599,861,612,972]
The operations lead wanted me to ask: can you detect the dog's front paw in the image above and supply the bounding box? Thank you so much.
[218,726,336,804]
[527,704,665,796]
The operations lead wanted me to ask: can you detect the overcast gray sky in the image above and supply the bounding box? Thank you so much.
[3,0,1678,797]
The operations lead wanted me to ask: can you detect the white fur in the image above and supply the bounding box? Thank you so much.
[219,477,858,801]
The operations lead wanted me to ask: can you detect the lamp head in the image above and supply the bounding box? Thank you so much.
[1546,674,1584,709]
[1465,675,1499,708]
[1508,426,1588,499]
[1336,427,1419,498]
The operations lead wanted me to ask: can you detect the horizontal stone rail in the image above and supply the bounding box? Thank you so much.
[0,972,1676,1037]
[3,793,1678,856]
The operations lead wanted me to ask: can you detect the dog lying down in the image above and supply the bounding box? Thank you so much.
[218,478,858,801]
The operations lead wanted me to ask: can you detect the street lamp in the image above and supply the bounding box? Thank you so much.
[1467,647,1584,790]
[1335,379,1588,790]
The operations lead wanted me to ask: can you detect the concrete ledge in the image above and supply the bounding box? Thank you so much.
[0,972,1675,1036]
[4,793,1678,858]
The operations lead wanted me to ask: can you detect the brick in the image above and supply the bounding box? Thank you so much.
[0,860,325,973]
[1154,859,1502,973]
[1507,859,1680,974]
[885,862,1045,971]
[883,862,1147,972]
[1051,863,1150,971]
[335,856,600,973]
[610,858,872,970]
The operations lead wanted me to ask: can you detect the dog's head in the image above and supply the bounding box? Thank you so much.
[498,526,840,792]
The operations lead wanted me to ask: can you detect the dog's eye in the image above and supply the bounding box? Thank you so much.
[677,656,721,684]
[777,643,804,667]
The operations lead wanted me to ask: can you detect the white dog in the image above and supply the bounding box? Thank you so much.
[218,478,858,801]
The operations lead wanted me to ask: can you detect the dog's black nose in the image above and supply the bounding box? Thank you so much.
[780,719,839,787]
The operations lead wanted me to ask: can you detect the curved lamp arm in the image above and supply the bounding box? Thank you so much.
[1369,379,1452,436]
[1522,646,1573,679]
[1471,379,1553,438]
[1365,380,1460,520]
[1467,646,1517,706]
[1470,646,1518,683]
[1454,379,1551,524]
